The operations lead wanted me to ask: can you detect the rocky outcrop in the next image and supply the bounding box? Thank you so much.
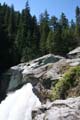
[68,46,80,59]
[7,54,64,92]
[67,46,80,66]
[66,58,80,66]
[33,97,80,120]
[0,54,64,102]
[0,47,80,119]
[0,47,80,102]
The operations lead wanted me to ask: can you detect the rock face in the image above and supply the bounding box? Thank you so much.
[0,54,64,102]
[68,47,80,59]
[0,47,80,119]
[7,54,63,92]
[33,97,80,120]
[1,48,80,102]
[67,46,80,66]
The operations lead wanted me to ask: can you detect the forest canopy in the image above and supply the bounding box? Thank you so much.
[0,1,80,72]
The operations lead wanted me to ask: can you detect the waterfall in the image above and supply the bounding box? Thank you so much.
[0,83,41,120]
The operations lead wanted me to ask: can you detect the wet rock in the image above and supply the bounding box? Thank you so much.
[33,97,80,120]
[1,50,80,103]
[3,54,63,91]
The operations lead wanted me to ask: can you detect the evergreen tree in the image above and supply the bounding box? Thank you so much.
[4,6,10,29]
[75,6,80,45]
[46,31,54,53]
[39,10,49,24]
[31,16,40,58]
[0,1,79,72]
[16,1,34,62]
[59,13,69,29]
[50,30,62,55]
[76,6,80,25]
[50,16,58,31]
[8,5,17,65]
[40,22,50,55]
[8,5,16,36]
[70,19,75,30]
[61,28,77,54]
[39,10,50,55]
[0,14,9,71]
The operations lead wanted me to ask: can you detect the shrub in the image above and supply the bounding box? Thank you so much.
[50,66,80,100]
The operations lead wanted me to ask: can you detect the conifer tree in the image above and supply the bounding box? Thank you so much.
[75,6,80,45]
[46,31,54,53]
[0,14,9,71]
[59,13,69,29]
[50,16,58,31]
[40,22,50,55]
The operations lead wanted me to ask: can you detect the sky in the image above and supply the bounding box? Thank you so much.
[0,0,80,21]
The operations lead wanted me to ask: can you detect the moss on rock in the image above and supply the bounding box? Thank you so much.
[50,66,80,100]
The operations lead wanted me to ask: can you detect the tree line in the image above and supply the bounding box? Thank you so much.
[0,1,80,72]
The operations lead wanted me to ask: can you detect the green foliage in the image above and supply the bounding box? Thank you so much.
[59,12,69,29]
[61,28,77,54]
[51,66,80,100]
[76,6,80,25]
[75,6,80,45]
[0,23,10,71]
[0,1,80,103]
[46,31,54,53]
[50,16,59,31]
[40,22,50,54]
[0,2,80,72]
[39,10,49,25]
[0,2,41,71]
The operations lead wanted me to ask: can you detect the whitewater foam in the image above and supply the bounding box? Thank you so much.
[0,83,41,120]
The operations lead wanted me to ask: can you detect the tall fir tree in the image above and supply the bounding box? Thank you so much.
[0,1,79,72]
[46,31,54,53]
[75,6,80,45]
[0,12,10,71]
[50,16,59,31]
[59,13,69,30]
[40,22,50,55]
[39,10,50,55]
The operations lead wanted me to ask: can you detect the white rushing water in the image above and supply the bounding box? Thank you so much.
[0,83,41,120]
